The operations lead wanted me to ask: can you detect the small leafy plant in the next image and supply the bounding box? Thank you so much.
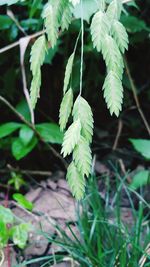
[129,139,150,189]
[0,121,63,160]
[0,205,31,250]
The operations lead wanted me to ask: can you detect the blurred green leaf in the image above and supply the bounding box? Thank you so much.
[0,221,9,247]
[12,136,38,160]
[36,123,63,144]
[121,15,150,33]
[30,0,42,17]
[13,193,33,211]
[0,206,14,224]
[130,170,150,190]
[0,122,22,139]
[19,126,34,146]
[10,223,31,249]
[8,172,26,191]
[16,100,31,122]
[129,139,150,160]
[20,19,39,31]
[0,16,13,30]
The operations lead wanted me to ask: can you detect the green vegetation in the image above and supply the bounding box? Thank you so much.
[0,0,150,266]
[17,176,150,267]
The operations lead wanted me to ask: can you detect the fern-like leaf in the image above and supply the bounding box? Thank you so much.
[91,10,109,52]
[63,52,75,94]
[106,0,122,21]
[73,96,94,143]
[103,71,123,117]
[73,136,92,177]
[67,161,85,200]
[102,34,124,78]
[30,69,41,109]
[42,2,58,48]
[30,35,47,76]
[61,2,73,31]
[61,119,81,157]
[43,0,69,47]
[111,20,129,53]
[59,88,73,131]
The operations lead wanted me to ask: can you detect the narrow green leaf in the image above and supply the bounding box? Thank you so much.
[43,2,58,48]
[30,69,41,109]
[61,1,73,30]
[59,88,73,131]
[61,119,81,157]
[73,136,92,177]
[30,35,47,76]
[103,71,123,117]
[67,161,85,200]
[63,52,75,94]
[102,34,124,78]
[30,35,47,109]
[73,96,94,143]
[13,193,33,211]
[106,0,122,21]
[90,10,109,52]
[111,20,129,53]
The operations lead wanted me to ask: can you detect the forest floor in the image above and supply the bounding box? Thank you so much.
[1,159,149,267]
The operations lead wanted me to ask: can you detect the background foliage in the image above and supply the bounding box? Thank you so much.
[0,0,150,190]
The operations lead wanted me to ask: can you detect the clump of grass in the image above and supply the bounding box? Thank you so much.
[17,175,150,267]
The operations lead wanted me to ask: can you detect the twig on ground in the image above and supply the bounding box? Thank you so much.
[0,168,52,177]
[118,158,131,183]
[0,96,67,169]
[125,58,150,136]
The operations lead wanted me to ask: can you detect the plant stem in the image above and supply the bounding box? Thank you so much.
[125,58,150,136]
[0,168,52,177]
[79,0,84,96]
[0,30,45,54]
[0,96,67,169]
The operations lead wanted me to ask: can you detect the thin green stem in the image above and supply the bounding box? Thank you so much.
[79,0,84,96]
